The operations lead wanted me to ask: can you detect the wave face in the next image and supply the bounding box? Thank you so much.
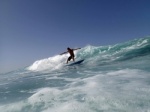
[0,37,150,112]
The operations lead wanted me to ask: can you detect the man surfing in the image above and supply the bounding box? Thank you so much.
[60,47,81,64]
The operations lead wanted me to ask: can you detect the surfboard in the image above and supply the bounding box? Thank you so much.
[67,59,84,66]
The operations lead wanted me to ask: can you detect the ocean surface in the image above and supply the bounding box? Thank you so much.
[0,37,150,112]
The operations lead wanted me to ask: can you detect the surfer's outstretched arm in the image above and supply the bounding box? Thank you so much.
[60,51,68,55]
[73,48,81,51]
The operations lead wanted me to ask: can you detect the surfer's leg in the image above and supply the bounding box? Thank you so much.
[67,56,72,64]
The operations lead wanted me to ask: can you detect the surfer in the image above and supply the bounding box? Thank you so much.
[60,47,81,64]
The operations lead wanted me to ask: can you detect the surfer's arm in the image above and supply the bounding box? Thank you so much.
[60,51,68,55]
[73,48,81,51]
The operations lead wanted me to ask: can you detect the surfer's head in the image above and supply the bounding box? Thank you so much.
[67,47,71,50]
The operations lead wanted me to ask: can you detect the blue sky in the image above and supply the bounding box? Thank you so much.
[0,0,150,73]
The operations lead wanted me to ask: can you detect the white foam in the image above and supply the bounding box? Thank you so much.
[27,55,67,71]
[0,101,26,112]
[42,100,90,112]
[1,69,150,112]
[28,87,61,104]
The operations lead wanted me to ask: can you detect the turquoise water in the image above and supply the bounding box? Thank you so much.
[0,37,150,112]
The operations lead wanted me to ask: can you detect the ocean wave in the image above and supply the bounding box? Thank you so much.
[27,37,150,71]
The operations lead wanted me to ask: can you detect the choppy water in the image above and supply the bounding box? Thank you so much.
[0,37,150,112]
